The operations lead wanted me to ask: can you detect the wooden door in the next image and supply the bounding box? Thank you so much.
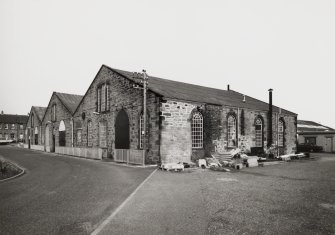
[325,137,332,152]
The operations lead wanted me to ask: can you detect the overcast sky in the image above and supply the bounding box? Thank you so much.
[1,0,334,127]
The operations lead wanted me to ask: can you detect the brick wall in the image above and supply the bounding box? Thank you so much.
[73,66,160,164]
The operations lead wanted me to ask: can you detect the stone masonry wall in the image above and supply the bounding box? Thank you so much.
[73,66,160,164]
[26,108,43,145]
[41,94,74,149]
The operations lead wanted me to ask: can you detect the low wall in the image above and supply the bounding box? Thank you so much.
[45,146,51,152]
[55,146,102,160]
[31,145,44,151]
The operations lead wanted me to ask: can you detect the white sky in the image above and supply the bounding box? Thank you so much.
[1,0,334,127]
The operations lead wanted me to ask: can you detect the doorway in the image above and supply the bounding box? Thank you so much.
[115,109,130,149]
[325,137,333,152]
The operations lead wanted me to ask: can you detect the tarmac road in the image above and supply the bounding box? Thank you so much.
[0,146,154,235]
[99,153,335,235]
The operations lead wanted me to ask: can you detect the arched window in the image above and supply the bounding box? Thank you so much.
[255,118,263,147]
[227,115,237,147]
[278,120,284,147]
[87,120,93,147]
[192,112,203,149]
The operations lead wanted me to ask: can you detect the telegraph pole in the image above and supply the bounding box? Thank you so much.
[142,70,148,165]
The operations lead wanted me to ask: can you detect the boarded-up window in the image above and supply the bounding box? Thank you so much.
[99,121,107,148]
[255,118,263,147]
[228,115,237,147]
[87,120,93,147]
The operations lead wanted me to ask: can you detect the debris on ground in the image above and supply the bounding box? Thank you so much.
[160,162,184,172]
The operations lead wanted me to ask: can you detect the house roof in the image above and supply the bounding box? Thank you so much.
[32,106,47,122]
[106,65,296,115]
[55,92,83,115]
[0,114,28,124]
[297,120,334,133]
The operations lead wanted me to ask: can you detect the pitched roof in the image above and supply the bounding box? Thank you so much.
[297,120,334,132]
[32,106,47,122]
[55,92,83,115]
[106,65,296,115]
[0,114,28,124]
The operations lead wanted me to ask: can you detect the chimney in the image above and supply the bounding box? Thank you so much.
[1,110,3,115]
[268,89,273,147]
[227,84,230,91]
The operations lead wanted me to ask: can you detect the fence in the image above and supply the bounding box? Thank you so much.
[114,149,144,165]
[55,146,103,160]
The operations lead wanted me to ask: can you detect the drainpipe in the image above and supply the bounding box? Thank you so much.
[71,118,74,147]
[268,89,273,147]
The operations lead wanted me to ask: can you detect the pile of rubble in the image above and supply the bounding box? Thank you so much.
[159,149,309,172]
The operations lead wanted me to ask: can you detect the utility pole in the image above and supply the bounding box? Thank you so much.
[142,70,148,165]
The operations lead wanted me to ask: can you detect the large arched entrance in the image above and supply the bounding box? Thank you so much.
[115,109,130,149]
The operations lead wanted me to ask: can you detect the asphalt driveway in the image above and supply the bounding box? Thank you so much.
[0,146,154,235]
[99,153,335,235]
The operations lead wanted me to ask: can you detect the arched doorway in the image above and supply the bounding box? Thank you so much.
[115,109,130,149]
[34,127,39,145]
[59,120,66,146]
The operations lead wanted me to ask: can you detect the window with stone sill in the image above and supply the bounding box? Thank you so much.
[5,124,8,130]
[97,83,110,113]
[227,115,237,147]
[192,112,203,149]
[11,124,16,129]
[20,125,24,130]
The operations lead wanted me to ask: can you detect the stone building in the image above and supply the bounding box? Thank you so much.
[41,92,82,152]
[26,106,47,149]
[71,65,297,164]
[297,120,334,152]
[0,111,28,142]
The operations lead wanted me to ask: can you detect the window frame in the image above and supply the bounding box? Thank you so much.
[227,114,237,148]
[255,117,263,147]
[191,112,203,149]
[97,83,110,113]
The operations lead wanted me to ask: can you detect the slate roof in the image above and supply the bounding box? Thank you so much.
[297,120,334,132]
[55,92,83,115]
[106,65,296,115]
[32,106,47,122]
[0,114,28,124]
